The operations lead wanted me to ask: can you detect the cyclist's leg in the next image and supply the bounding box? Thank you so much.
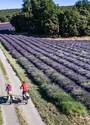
[9,94,13,104]
[22,91,25,100]
[7,93,10,103]
[26,91,30,99]
[25,91,29,104]
[22,91,28,104]
[7,91,12,104]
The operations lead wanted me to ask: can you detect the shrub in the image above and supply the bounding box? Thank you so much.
[0,16,8,22]
[10,13,32,32]
[58,10,80,37]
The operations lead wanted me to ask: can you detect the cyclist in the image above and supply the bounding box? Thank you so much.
[6,83,13,104]
[20,81,30,104]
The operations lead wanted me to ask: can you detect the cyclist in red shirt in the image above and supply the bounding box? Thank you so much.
[20,81,30,103]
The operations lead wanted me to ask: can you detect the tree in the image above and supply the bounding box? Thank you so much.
[75,0,90,10]
[22,0,32,16]
[58,8,90,37]
[0,16,8,22]
[22,0,59,35]
[30,0,59,35]
[10,13,32,32]
[11,0,89,37]
[43,15,59,36]
[78,15,90,35]
[58,10,80,37]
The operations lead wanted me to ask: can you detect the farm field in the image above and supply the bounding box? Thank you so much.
[0,23,14,34]
[0,34,90,110]
[0,0,90,124]
[0,23,13,31]
[0,33,90,125]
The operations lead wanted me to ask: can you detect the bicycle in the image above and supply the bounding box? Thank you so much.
[22,91,30,104]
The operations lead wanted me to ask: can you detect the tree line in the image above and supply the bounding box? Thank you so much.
[10,0,90,37]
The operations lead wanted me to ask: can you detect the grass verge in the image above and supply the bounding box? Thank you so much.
[0,107,3,125]
[15,107,28,125]
[0,59,9,82]
[0,64,5,125]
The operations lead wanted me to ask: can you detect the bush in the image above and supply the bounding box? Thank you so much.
[58,8,90,37]
[78,15,90,35]
[0,16,8,22]
[58,10,80,37]
[42,15,59,36]
[75,0,90,10]
[10,13,32,32]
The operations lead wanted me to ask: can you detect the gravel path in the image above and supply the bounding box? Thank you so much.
[0,49,45,125]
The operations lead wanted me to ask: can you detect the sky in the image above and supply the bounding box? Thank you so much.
[54,0,79,6]
[0,0,86,10]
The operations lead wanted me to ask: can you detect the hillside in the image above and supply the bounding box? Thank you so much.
[0,9,20,22]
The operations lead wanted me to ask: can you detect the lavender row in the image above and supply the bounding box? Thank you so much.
[15,35,90,72]
[18,35,90,68]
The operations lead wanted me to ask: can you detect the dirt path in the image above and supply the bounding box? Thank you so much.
[44,36,90,40]
[0,49,45,125]
[0,71,20,125]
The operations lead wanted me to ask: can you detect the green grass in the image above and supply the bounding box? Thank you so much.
[0,42,90,125]
[0,107,3,125]
[15,107,28,125]
[0,62,5,125]
[41,84,88,116]
[0,59,9,82]
[30,84,72,125]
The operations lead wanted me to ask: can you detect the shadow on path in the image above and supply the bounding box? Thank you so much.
[0,95,27,105]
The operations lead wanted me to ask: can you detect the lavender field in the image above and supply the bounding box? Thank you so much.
[0,0,90,124]
[0,34,90,114]
[0,23,13,30]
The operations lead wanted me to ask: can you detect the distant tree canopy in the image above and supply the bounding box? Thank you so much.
[75,0,90,9]
[58,9,90,36]
[0,9,20,22]
[10,0,90,37]
[22,0,32,15]
[0,16,7,22]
